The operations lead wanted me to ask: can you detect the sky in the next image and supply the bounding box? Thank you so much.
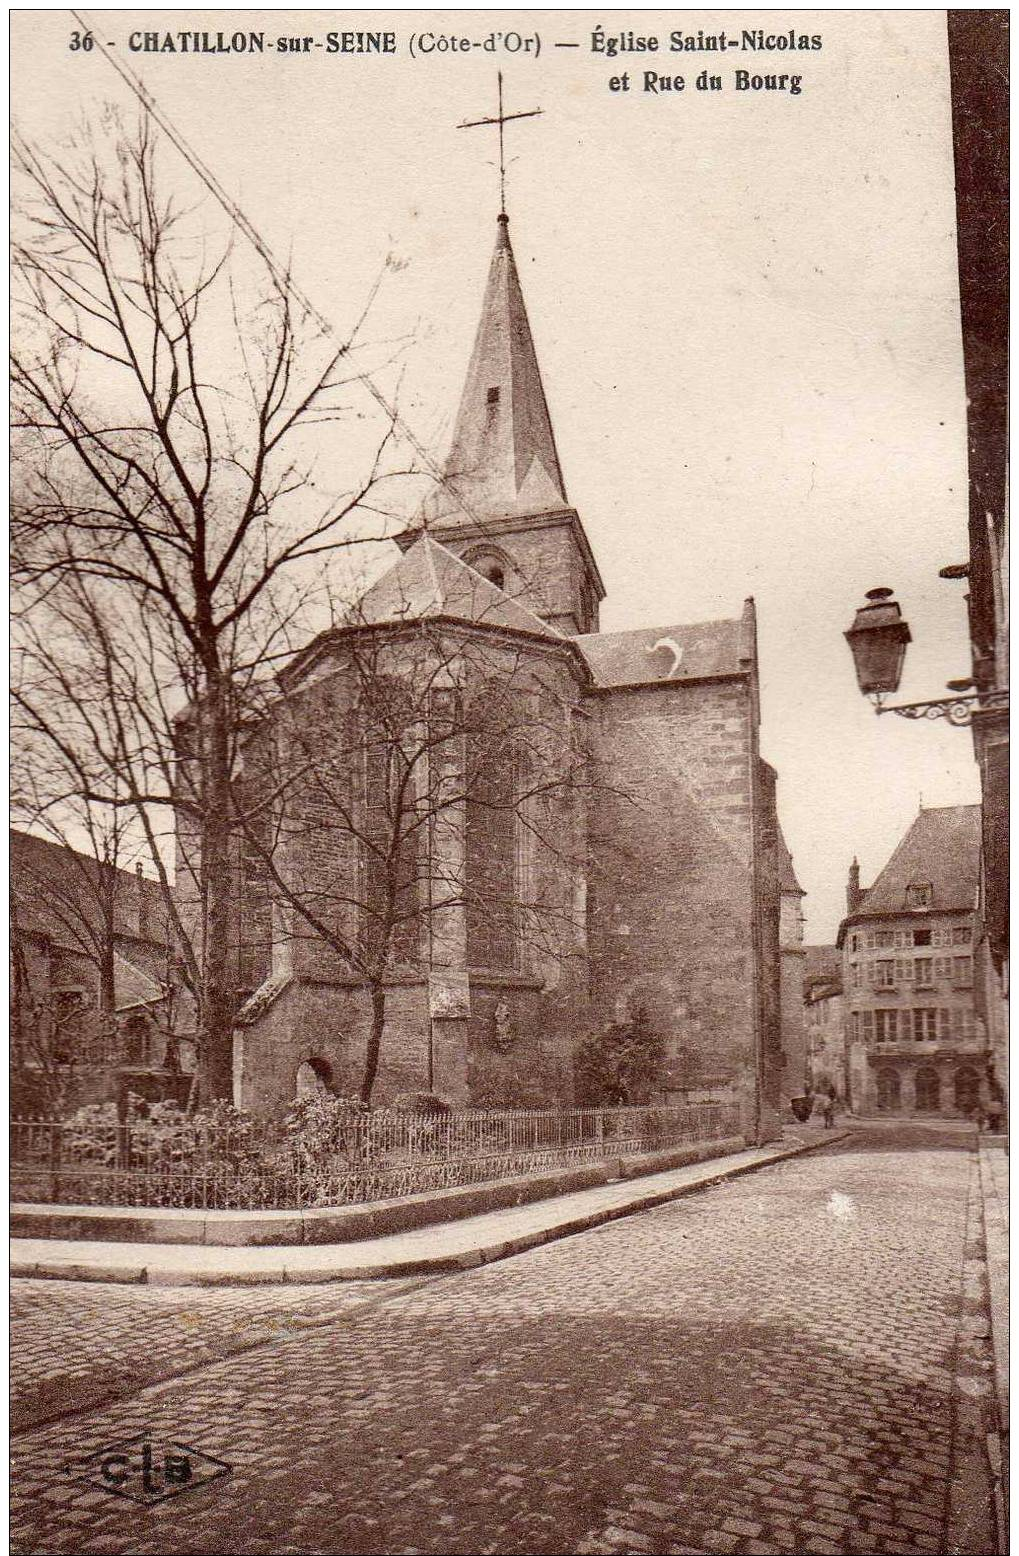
[10,9,981,941]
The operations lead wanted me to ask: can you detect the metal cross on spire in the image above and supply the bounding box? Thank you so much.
[457,71,542,217]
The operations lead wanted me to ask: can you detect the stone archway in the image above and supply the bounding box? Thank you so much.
[875,1068,901,1112]
[915,1066,941,1114]
[954,1066,980,1116]
[296,1056,334,1099]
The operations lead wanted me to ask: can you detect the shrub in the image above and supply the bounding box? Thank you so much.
[574,1006,665,1106]
[390,1091,451,1116]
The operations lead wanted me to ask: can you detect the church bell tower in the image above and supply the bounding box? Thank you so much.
[404,211,605,636]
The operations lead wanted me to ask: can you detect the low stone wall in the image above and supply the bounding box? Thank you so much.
[11,1134,747,1247]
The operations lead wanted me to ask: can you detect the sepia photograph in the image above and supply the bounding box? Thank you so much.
[9,9,1008,1555]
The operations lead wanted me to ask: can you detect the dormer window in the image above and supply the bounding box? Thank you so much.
[482,563,505,590]
[905,882,933,909]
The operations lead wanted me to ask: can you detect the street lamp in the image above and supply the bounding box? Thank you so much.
[844,584,1008,725]
[844,588,912,701]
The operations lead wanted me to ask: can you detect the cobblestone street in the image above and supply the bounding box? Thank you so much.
[10,1125,1000,1555]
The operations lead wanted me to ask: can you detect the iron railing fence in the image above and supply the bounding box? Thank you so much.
[10,1102,742,1210]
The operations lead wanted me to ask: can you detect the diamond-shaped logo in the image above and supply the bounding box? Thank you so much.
[67,1432,232,1505]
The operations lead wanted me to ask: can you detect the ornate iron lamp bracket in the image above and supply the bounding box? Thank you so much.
[873,688,1009,726]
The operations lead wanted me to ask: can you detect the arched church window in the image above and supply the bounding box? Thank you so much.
[464,682,519,971]
[359,677,421,968]
[463,545,513,596]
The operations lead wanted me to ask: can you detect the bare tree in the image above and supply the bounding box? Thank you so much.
[232,601,606,1105]
[10,108,415,1099]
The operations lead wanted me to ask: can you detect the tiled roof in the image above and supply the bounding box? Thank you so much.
[804,944,840,980]
[10,829,166,947]
[577,614,749,690]
[851,805,982,918]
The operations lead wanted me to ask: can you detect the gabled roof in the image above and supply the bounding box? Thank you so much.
[418,215,568,526]
[850,805,981,919]
[577,612,751,690]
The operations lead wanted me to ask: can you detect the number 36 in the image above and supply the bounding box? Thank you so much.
[69,31,94,51]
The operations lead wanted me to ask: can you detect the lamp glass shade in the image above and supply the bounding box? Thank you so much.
[844,589,912,696]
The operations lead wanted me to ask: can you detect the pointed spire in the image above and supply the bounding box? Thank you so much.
[419,217,568,525]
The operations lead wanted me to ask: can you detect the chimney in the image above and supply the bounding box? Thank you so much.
[846,857,862,915]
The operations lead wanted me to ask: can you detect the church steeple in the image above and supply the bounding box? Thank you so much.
[405,206,604,636]
[419,215,568,526]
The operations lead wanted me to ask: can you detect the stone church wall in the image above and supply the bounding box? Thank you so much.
[586,675,765,1134]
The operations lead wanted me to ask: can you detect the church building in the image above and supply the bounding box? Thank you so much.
[219,212,788,1142]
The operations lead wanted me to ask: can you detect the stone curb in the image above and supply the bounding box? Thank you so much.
[11,1131,848,1288]
[10,1136,748,1248]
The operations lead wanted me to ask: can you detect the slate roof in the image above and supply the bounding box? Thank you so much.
[417,215,568,526]
[576,610,752,690]
[10,828,166,948]
[804,944,840,981]
[850,805,982,919]
[352,534,566,640]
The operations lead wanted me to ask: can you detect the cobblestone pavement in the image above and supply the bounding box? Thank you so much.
[11,1125,999,1555]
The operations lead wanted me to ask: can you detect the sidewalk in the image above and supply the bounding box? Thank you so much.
[11,1127,846,1288]
[978,1135,1008,1428]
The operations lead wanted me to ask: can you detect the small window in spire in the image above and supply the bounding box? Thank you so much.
[486,386,500,405]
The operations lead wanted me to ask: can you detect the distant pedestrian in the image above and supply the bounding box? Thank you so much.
[822,1095,836,1130]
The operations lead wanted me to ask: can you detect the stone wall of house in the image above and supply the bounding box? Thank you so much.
[841,910,987,1117]
[585,675,773,1138]
[779,895,808,1102]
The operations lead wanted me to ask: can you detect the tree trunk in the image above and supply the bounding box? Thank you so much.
[197,677,237,1102]
[361,983,387,1105]
[98,939,117,1020]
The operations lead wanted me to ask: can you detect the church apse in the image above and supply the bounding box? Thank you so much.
[212,201,785,1138]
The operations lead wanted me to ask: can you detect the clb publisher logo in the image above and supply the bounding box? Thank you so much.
[68,1432,232,1505]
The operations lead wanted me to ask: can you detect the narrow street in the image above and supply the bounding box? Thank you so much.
[10,1125,999,1556]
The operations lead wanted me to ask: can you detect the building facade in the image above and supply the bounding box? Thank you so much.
[10,829,181,1115]
[803,945,846,1102]
[838,806,988,1118]
[947,13,1008,1119]
[777,828,807,1105]
[194,214,790,1139]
